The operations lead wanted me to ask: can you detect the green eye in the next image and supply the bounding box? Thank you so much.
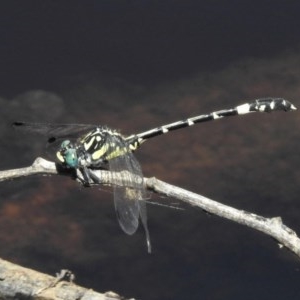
[64,149,78,168]
[61,140,71,149]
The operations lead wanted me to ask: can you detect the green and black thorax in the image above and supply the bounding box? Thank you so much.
[56,126,145,170]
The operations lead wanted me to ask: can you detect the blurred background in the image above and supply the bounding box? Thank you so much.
[1,1,300,299]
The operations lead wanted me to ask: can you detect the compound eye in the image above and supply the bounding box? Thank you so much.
[61,140,71,149]
[63,149,78,168]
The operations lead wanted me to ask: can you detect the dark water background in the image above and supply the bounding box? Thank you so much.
[1,1,300,299]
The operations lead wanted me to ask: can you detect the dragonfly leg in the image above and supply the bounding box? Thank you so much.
[79,166,101,186]
[80,166,94,186]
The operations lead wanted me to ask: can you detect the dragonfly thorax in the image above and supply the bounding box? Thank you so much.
[56,127,129,169]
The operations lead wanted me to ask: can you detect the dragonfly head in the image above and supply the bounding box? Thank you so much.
[56,140,78,168]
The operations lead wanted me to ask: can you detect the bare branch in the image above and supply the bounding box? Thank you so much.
[0,157,300,258]
[0,257,129,300]
[0,157,300,298]
[146,177,300,257]
[0,158,58,182]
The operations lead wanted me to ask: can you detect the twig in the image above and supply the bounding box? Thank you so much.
[146,177,300,257]
[0,257,129,300]
[0,157,299,298]
[0,157,299,258]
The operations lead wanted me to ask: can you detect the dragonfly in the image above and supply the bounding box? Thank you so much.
[12,98,296,253]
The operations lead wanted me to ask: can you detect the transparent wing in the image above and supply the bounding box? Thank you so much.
[107,134,151,252]
[12,122,98,161]
[12,122,96,144]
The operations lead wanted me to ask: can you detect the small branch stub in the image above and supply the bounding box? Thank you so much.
[0,257,128,300]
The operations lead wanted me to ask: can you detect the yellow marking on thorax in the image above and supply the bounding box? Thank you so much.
[106,146,129,160]
[91,144,109,160]
[80,131,93,143]
[84,136,96,151]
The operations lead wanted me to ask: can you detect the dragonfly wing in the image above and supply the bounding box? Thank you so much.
[107,134,151,251]
[12,122,97,144]
[109,150,141,235]
[12,122,98,161]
